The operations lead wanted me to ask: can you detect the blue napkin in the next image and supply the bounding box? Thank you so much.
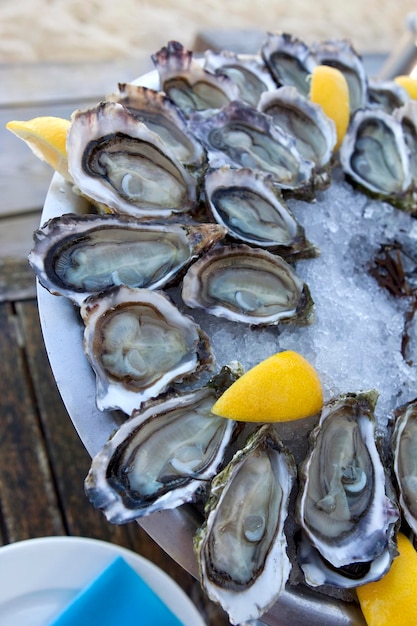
[48,555,185,626]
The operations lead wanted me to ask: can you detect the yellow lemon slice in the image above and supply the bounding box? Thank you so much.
[6,116,71,181]
[394,75,417,100]
[356,532,417,625]
[309,65,350,151]
[211,350,323,422]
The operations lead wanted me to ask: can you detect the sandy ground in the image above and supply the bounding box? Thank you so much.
[1,0,417,63]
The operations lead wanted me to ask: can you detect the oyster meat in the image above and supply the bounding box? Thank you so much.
[85,387,237,523]
[194,425,296,625]
[204,165,315,257]
[340,107,416,214]
[81,286,214,414]
[258,85,336,188]
[105,83,207,169]
[189,99,314,193]
[151,40,240,115]
[181,243,313,325]
[67,101,198,218]
[29,213,226,305]
[204,50,276,108]
[392,398,417,535]
[261,32,317,97]
[297,391,399,587]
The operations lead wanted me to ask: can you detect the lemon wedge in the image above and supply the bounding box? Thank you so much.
[356,532,417,626]
[309,65,350,151]
[394,75,417,100]
[211,350,323,422]
[6,116,71,181]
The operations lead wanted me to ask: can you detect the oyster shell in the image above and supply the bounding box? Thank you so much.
[85,387,237,523]
[189,100,314,193]
[367,79,409,114]
[81,286,214,414]
[105,83,207,169]
[392,398,417,535]
[181,243,313,325]
[204,165,316,258]
[194,424,296,625]
[297,531,394,589]
[151,41,240,115]
[258,85,336,188]
[393,100,417,186]
[67,101,198,218]
[311,39,368,113]
[339,107,416,214]
[297,391,399,585]
[203,50,276,107]
[28,213,226,306]
[261,32,317,97]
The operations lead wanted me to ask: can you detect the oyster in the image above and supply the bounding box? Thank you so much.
[189,100,314,193]
[181,243,313,325]
[261,32,317,97]
[67,101,198,218]
[105,83,207,169]
[258,86,337,187]
[339,107,416,214]
[297,531,394,589]
[81,286,214,414]
[367,79,409,114]
[311,39,368,113]
[28,213,226,305]
[204,50,276,107]
[297,391,399,586]
[392,398,417,535]
[85,387,237,523]
[204,166,315,258]
[194,425,296,625]
[151,40,240,115]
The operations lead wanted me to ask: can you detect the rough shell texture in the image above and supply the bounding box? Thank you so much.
[67,101,198,218]
[181,243,314,325]
[29,213,226,305]
[85,387,237,522]
[194,424,296,625]
[297,391,399,586]
[81,286,214,414]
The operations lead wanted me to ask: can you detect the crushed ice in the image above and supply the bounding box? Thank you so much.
[184,171,417,429]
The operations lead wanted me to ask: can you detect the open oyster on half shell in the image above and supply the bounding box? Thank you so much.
[297,390,399,589]
[194,424,296,625]
[203,165,316,258]
[67,101,199,219]
[340,107,417,214]
[189,99,314,195]
[81,286,214,415]
[85,386,238,523]
[181,243,313,325]
[28,213,226,305]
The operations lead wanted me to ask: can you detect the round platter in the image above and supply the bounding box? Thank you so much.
[35,60,417,626]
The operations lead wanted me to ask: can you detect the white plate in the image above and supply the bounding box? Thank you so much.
[0,536,206,626]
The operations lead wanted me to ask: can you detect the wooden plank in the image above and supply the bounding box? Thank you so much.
[17,299,230,624]
[0,58,154,108]
[0,301,65,542]
[0,257,36,302]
